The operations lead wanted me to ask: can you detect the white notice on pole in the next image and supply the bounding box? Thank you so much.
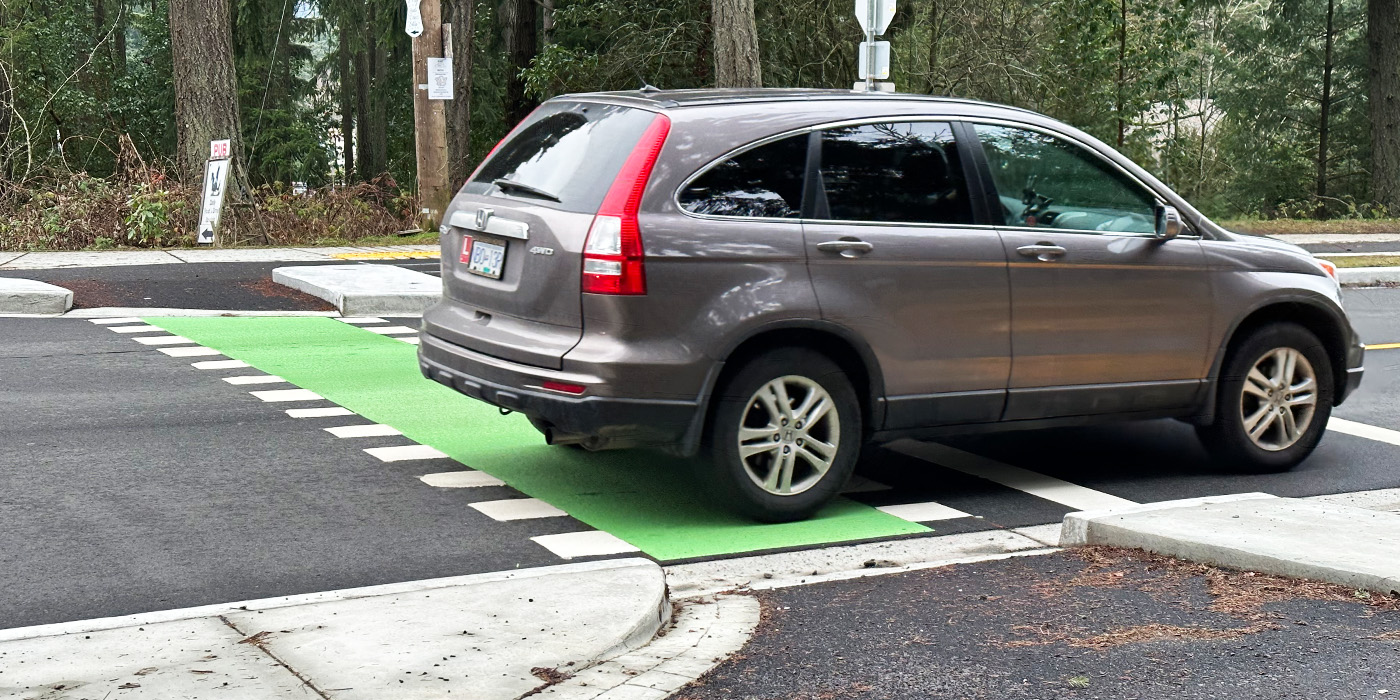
[209,139,231,160]
[858,41,892,80]
[427,57,454,100]
[405,0,424,37]
[197,159,230,246]
[854,0,896,34]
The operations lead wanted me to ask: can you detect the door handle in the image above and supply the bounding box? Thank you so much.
[1017,244,1067,262]
[817,240,874,258]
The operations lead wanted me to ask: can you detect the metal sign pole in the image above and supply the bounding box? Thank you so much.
[864,2,876,92]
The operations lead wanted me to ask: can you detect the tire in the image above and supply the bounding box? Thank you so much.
[1196,322,1334,473]
[706,347,862,523]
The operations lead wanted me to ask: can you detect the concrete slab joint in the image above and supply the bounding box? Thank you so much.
[273,264,442,316]
[1060,494,1400,596]
[0,277,74,315]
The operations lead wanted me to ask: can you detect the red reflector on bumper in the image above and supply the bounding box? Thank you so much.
[542,381,587,395]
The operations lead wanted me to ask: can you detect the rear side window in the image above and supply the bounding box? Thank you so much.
[467,102,658,213]
[678,134,808,218]
[818,122,973,225]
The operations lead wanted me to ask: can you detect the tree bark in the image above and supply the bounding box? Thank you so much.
[169,0,244,184]
[501,0,538,125]
[711,0,762,87]
[355,3,389,178]
[926,0,940,94]
[1371,0,1400,212]
[1116,0,1127,148]
[447,0,476,188]
[114,0,126,75]
[541,0,554,45]
[1318,0,1335,207]
[338,17,355,183]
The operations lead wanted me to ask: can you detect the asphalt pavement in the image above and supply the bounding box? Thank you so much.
[675,548,1400,699]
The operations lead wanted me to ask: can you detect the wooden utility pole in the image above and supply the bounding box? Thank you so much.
[411,0,451,228]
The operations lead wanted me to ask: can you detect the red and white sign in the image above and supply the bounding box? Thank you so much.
[209,139,232,160]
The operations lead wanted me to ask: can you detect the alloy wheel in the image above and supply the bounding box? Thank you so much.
[1239,347,1318,451]
[736,375,841,496]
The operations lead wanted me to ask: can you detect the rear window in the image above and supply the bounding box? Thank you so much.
[678,134,809,218]
[466,102,657,213]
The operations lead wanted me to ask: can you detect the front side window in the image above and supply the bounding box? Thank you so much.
[818,122,973,225]
[678,134,808,218]
[974,124,1156,234]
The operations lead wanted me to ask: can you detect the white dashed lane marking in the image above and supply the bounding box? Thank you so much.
[876,501,973,523]
[337,317,386,325]
[222,375,287,385]
[159,346,223,357]
[108,324,163,333]
[324,424,403,439]
[286,407,355,418]
[1328,417,1400,447]
[89,317,145,325]
[531,531,640,559]
[132,335,194,346]
[890,439,1138,511]
[420,471,505,488]
[365,326,418,335]
[249,389,324,402]
[469,498,568,521]
[192,359,250,370]
[364,444,449,462]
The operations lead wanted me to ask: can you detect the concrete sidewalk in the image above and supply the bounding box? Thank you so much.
[0,559,668,700]
[1063,493,1400,596]
[0,245,439,270]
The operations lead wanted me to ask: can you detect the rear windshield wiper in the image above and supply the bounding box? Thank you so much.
[492,178,560,202]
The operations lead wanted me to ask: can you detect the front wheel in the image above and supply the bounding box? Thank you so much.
[707,348,862,523]
[1196,323,1334,473]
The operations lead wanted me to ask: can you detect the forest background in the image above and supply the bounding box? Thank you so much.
[2,0,1399,249]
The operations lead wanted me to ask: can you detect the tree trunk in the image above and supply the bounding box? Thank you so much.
[1371,0,1400,212]
[1116,0,1127,148]
[501,0,538,126]
[542,0,554,45]
[447,0,476,188]
[356,3,389,179]
[339,17,355,183]
[114,0,126,74]
[711,0,762,87]
[169,0,244,184]
[1317,0,1335,208]
[354,43,371,180]
[926,0,940,94]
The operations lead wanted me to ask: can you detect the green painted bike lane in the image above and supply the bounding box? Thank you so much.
[148,316,929,561]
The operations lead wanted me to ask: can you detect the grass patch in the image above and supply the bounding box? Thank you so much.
[1220,218,1400,236]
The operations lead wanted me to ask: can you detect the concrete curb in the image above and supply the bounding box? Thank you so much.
[273,264,441,316]
[1339,266,1400,286]
[0,277,73,315]
[0,559,670,700]
[1061,494,1400,596]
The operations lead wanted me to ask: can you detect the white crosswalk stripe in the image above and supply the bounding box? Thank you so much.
[325,424,403,439]
[531,531,640,559]
[469,498,568,521]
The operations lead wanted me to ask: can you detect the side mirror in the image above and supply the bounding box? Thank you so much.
[1156,204,1182,240]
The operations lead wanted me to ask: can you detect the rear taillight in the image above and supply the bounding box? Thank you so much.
[582,114,671,296]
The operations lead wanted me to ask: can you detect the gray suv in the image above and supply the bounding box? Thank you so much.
[419,89,1365,522]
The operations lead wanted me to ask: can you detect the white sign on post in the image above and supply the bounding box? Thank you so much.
[197,154,230,246]
[209,139,231,160]
[858,41,891,80]
[427,57,454,100]
[855,0,896,35]
[405,0,424,37]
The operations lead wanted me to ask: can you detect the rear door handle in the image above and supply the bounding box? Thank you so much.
[1017,244,1067,262]
[817,240,874,257]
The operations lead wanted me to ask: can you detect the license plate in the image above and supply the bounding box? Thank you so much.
[462,236,506,279]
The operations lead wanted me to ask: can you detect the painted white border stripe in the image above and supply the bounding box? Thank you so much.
[192,359,249,370]
[337,317,387,324]
[876,501,972,522]
[158,346,223,357]
[286,407,355,418]
[325,424,403,439]
[222,375,287,385]
[108,324,163,333]
[89,317,145,325]
[420,471,505,488]
[398,336,422,345]
[364,444,448,462]
[250,388,323,402]
[1327,417,1400,447]
[365,325,418,335]
[890,439,1137,511]
[469,498,568,521]
[132,335,194,346]
[532,531,640,559]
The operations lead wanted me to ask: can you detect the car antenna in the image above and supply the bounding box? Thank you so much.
[631,66,660,93]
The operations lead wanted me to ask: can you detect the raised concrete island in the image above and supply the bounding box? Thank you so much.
[0,277,74,315]
[273,264,442,316]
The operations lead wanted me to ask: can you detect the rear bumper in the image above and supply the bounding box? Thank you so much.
[418,331,700,448]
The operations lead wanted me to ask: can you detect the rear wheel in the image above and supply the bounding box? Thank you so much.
[707,348,861,522]
[1196,323,1333,473]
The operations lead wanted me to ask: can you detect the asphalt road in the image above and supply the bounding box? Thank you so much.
[2,285,1400,632]
[677,548,1400,699]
